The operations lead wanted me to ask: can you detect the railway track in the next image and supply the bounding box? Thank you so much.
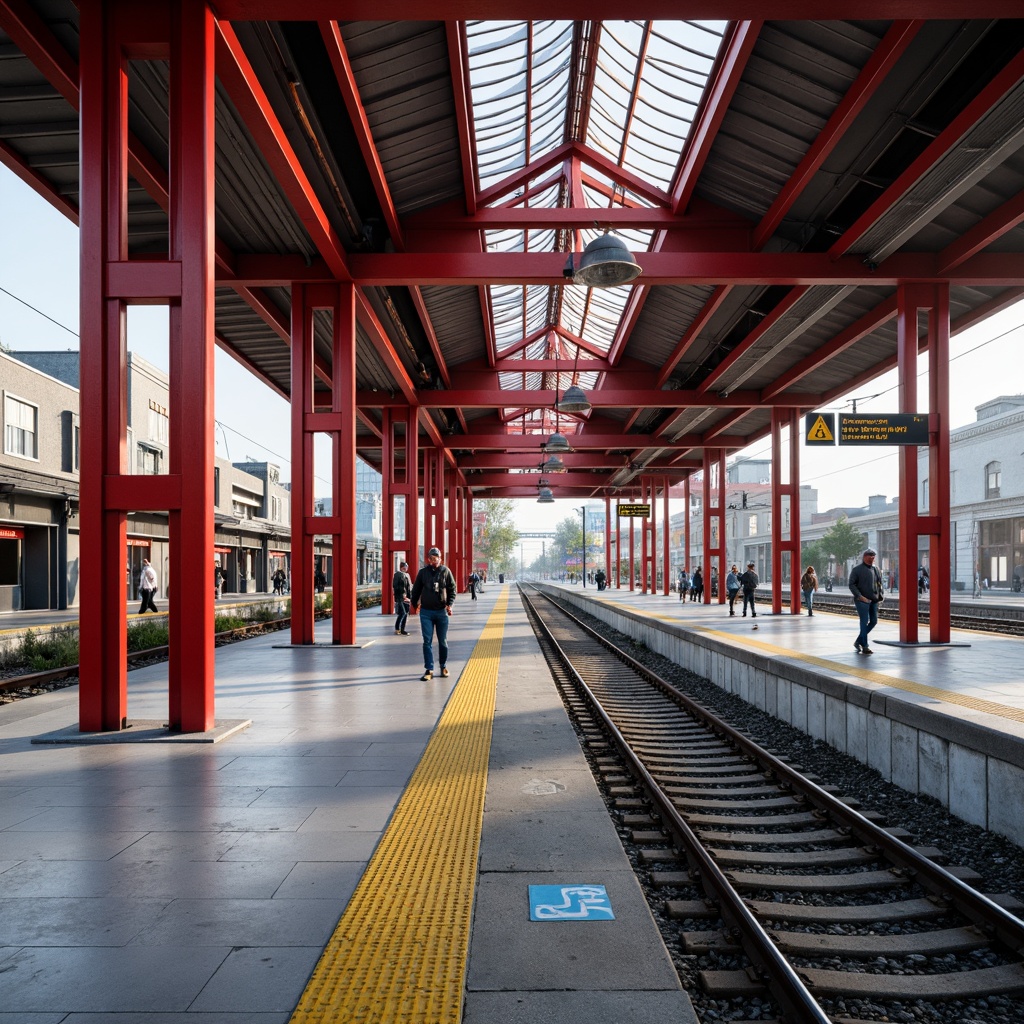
[520,584,1024,1022]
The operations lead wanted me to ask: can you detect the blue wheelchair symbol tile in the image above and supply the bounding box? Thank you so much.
[529,884,615,921]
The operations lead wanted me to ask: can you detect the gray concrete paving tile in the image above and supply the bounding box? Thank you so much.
[220,829,380,862]
[336,768,414,787]
[7,804,313,833]
[61,1015,289,1024]
[187,945,324,1013]
[0,896,171,946]
[479,809,632,872]
[273,860,365,900]
[293,796,402,832]
[248,784,402,813]
[0,1014,66,1023]
[483,766,609,814]
[109,830,239,862]
[0,858,294,899]
[467,870,680,991]
[0,831,146,860]
[0,945,231,1012]
[464,990,698,1023]
[129,897,342,947]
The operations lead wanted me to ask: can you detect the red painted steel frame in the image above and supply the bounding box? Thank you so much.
[770,409,801,615]
[79,0,217,733]
[928,286,951,643]
[898,286,925,643]
[380,406,419,613]
[290,285,317,644]
[662,481,670,597]
[702,450,726,605]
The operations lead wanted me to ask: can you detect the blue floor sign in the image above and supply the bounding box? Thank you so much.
[529,884,615,921]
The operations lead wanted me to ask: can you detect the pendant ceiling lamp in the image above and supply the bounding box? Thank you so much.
[570,231,642,288]
[537,486,555,503]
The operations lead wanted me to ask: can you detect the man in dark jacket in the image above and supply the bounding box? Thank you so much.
[410,547,457,680]
[393,560,412,635]
[849,547,884,654]
[739,562,759,617]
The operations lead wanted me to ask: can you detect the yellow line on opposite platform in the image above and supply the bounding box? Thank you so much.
[290,589,510,1024]
[636,608,1024,726]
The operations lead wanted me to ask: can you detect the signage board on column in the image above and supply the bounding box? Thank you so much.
[617,504,650,517]
[838,414,929,445]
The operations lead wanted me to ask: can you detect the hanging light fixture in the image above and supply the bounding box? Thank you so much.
[556,343,592,414]
[536,486,555,504]
[544,430,570,453]
[568,231,642,288]
[557,383,590,413]
[541,453,567,474]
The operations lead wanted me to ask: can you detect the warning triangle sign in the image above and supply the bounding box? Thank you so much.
[805,413,835,444]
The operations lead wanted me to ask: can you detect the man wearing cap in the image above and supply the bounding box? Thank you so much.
[410,547,457,680]
[849,547,885,654]
[738,561,759,617]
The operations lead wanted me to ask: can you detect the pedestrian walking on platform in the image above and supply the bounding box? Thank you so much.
[393,560,412,635]
[410,547,456,680]
[800,565,819,616]
[691,567,704,602]
[726,564,740,615]
[138,558,158,614]
[678,568,690,601]
[850,548,884,654]
[739,562,759,617]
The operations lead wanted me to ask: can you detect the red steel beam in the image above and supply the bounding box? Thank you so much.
[348,249,1023,285]
[752,20,923,250]
[937,190,1024,272]
[697,286,809,392]
[446,20,478,215]
[215,20,353,282]
[830,46,1024,259]
[320,21,404,250]
[671,20,762,215]
[376,388,813,408]
[212,4,1024,19]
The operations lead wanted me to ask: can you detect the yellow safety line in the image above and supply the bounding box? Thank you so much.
[605,602,1024,726]
[290,589,509,1024]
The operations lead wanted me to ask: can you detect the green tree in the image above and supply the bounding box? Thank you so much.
[800,540,831,575]
[474,498,519,576]
[551,515,583,575]
[820,515,867,578]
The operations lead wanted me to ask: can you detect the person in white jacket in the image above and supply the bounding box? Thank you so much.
[139,558,159,614]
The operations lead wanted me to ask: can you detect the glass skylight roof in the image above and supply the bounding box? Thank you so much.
[465,19,728,429]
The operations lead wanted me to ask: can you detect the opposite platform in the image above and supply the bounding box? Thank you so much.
[0,584,690,1023]
[544,581,1024,848]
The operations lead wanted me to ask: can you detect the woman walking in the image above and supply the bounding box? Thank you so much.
[800,564,819,616]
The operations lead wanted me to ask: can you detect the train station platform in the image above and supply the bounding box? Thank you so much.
[543,581,1024,850]
[0,583,694,1023]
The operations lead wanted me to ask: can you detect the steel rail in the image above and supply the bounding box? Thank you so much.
[520,585,833,1023]
[524,583,1024,992]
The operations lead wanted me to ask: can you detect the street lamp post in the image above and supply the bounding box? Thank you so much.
[575,506,586,587]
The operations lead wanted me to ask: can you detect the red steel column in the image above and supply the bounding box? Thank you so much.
[662,482,670,596]
[168,0,216,729]
[639,476,649,593]
[702,451,725,604]
[380,408,395,616]
[614,502,621,588]
[898,284,923,643]
[770,408,802,615]
[929,285,951,642]
[290,285,316,644]
[331,283,357,646]
[684,475,691,575]
[790,409,802,615]
[79,0,217,732]
[78,1,129,731]
[716,453,726,603]
[605,495,612,583]
[622,509,630,593]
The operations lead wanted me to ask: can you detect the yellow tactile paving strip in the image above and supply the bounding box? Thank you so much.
[290,589,509,1024]
[611,601,1024,726]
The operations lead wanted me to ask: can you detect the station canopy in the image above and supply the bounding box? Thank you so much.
[3,4,1024,498]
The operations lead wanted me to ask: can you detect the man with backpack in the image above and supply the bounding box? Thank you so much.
[410,547,457,681]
